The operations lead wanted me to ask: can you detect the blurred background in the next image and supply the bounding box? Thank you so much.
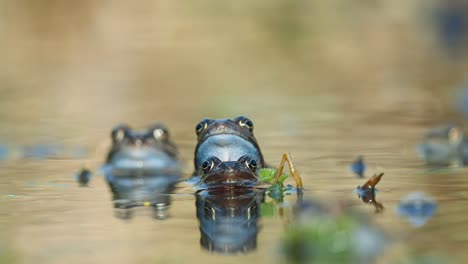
[1,0,468,141]
[1,1,468,263]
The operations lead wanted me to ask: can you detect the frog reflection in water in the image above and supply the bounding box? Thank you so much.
[103,124,182,219]
[196,188,263,253]
[193,116,303,188]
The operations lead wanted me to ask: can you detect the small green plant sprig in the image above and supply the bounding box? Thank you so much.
[258,168,295,201]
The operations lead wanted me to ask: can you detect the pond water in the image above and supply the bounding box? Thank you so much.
[0,93,467,264]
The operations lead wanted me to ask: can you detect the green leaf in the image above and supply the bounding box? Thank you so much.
[258,168,277,182]
[258,168,289,183]
[278,173,289,184]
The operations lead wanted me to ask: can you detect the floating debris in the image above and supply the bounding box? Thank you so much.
[397,192,437,227]
[351,156,366,178]
[356,173,384,213]
[76,168,92,187]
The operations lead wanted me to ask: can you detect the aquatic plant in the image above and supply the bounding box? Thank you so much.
[280,211,387,264]
[258,168,293,201]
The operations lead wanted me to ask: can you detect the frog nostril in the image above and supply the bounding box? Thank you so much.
[135,139,142,146]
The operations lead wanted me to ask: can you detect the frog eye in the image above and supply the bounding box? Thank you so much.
[195,119,209,135]
[202,160,214,174]
[246,158,257,172]
[238,155,257,172]
[111,124,130,142]
[146,124,169,141]
[237,117,254,132]
[153,127,169,141]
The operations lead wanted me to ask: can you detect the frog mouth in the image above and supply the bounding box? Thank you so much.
[105,148,181,174]
[200,164,258,189]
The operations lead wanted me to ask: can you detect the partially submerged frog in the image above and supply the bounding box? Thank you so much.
[194,116,265,175]
[102,124,182,217]
[105,123,181,174]
[193,116,303,189]
[418,124,468,166]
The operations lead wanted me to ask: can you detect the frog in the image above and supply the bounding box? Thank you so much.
[417,124,468,166]
[105,123,181,174]
[193,116,264,175]
[192,116,303,189]
[102,123,182,218]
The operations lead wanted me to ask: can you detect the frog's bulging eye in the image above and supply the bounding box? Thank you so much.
[195,121,208,135]
[153,128,169,141]
[111,125,130,142]
[238,155,257,172]
[239,118,254,132]
[246,158,257,172]
[202,160,214,174]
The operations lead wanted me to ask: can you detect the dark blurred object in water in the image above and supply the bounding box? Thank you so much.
[417,124,468,166]
[196,189,263,254]
[281,198,388,264]
[75,168,92,187]
[397,192,437,227]
[356,173,385,213]
[102,123,182,219]
[434,0,468,59]
[351,155,366,178]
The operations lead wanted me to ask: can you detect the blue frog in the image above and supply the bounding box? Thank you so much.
[192,116,303,189]
[103,123,182,218]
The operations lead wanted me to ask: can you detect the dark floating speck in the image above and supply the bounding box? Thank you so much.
[76,168,92,187]
[351,156,366,178]
[397,192,437,227]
